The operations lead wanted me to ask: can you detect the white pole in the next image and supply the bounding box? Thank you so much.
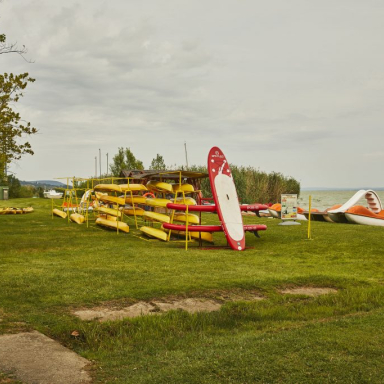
[184,141,189,170]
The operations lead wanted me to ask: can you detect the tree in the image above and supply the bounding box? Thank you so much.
[0,28,36,182]
[109,147,144,176]
[0,73,37,181]
[149,154,166,170]
[0,33,29,59]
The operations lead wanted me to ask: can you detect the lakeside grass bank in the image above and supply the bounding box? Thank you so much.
[1,198,384,383]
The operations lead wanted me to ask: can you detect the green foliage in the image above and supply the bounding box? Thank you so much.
[0,74,37,180]
[149,153,167,170]
[188,164,300,203]
[1,28,36,180]
[6,175,36,198]
[109,147,144,176]
[7,174,21,198]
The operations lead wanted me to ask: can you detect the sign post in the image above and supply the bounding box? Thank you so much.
[279,194,301,226]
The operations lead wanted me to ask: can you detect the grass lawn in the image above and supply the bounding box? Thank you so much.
[1,197,384,383]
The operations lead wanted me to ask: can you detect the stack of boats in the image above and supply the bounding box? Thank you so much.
[127,180,212,242]
[269,190,384,227]
[0,207,34,214]
[81,180,212,242]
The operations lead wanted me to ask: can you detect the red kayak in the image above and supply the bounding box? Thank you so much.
[166,202,268,213]
[163,223,267,233]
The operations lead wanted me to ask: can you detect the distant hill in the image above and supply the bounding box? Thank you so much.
[21,180,67,188]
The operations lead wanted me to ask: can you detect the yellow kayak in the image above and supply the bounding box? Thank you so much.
[96,217,129,233]
[0,207,23,214]
[120,183,148,192]
[53,208,67,219]
[123,206,145,216]
[94,184,122,193]
[172,183,195,193]
[173,197,197,206]
[70,213,85,224]
[145,198,172,208]
[143,211,170,223]
[140,226,168,241]
[163,228,213,243]
[95,206,122,217]
[125,196,146,205]
[146,180,173,193]
[22,207,34,213]
[173,213,200,224]
[188,231,213,243]
[98,195,125,206]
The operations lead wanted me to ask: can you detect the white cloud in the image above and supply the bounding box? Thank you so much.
[1,0,384,187]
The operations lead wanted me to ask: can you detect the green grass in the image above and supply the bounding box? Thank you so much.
[1,198,384,383]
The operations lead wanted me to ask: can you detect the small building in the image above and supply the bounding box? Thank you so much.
[0,186,9,200]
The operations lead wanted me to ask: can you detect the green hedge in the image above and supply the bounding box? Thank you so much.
[189,165,300,204]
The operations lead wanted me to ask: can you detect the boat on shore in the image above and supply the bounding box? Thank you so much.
[345,206,384,226]
[327,190,382,223]
[43,189,63,199]
[302,205,342,223]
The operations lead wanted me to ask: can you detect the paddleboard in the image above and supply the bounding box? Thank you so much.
[208,146,245,251]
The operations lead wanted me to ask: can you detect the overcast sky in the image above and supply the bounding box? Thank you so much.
[1,0,384,188]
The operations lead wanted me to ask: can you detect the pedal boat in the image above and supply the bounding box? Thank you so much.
[303,205,341,223]
[327,190,382,223]
[345,206,384,226]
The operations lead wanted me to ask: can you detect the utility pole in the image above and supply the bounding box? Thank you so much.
[94,157,97,178]
[184,141,189,170]
[99,148,101,178]
[106,153,109,176]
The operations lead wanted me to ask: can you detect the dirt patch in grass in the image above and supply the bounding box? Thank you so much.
[73,289,264,322]
[280,287,338,296]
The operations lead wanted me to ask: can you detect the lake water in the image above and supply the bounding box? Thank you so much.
[298,190,384,211]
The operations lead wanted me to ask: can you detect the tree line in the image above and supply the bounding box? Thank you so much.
[109,147,300,204]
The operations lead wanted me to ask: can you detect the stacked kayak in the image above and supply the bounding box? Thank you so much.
[94,183,129,233]
[0,207,34,214]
